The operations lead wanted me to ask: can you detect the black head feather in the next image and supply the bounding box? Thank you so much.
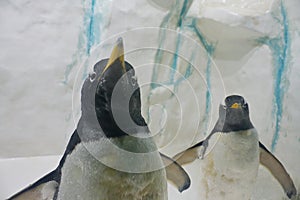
[213,95,254,133]
[79,39,147,138]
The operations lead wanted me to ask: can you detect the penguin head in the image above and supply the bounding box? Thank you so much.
[220,95,253,132]
[81,38,147,138]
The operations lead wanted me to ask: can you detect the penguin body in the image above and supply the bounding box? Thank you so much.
[8,38,190,200]
[201,129,259,199]
[58,140,167,200]
[174,95,297,199]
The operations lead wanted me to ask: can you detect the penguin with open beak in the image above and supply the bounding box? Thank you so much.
[8,38,190,200]
[174,95,297,199]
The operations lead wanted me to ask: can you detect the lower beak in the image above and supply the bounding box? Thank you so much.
[230,103,242,109]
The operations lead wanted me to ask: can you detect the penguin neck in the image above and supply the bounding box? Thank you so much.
[223,117,254,132]
[93,97,148,138]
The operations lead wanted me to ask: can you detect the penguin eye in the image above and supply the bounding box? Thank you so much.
[89,72,96,82]
[242,103,248,108]
[223,105,227,110]
[131,76,137,86]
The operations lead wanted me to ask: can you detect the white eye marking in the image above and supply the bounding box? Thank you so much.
[89,72,96,82]
[131,76,137,86]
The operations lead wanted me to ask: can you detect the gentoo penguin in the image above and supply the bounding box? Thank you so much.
[7,38,190,200]
[174,95,297,199]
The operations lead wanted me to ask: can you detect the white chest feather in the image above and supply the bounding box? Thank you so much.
[201,128,260,200]
[57,138,167,200]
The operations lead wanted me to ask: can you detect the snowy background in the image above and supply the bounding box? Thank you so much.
[1,0,300,199]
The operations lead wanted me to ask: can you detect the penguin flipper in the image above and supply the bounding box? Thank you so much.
[7,130,81,200]
[160,153,191,192]
[172,141,204,165]
[7,169,59,200]
[259,142,297,199]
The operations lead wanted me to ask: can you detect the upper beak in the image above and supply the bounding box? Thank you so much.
[230,103,242,109]
[102,37,126,75]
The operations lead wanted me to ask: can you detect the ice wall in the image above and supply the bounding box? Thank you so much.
[0,0,299,199]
